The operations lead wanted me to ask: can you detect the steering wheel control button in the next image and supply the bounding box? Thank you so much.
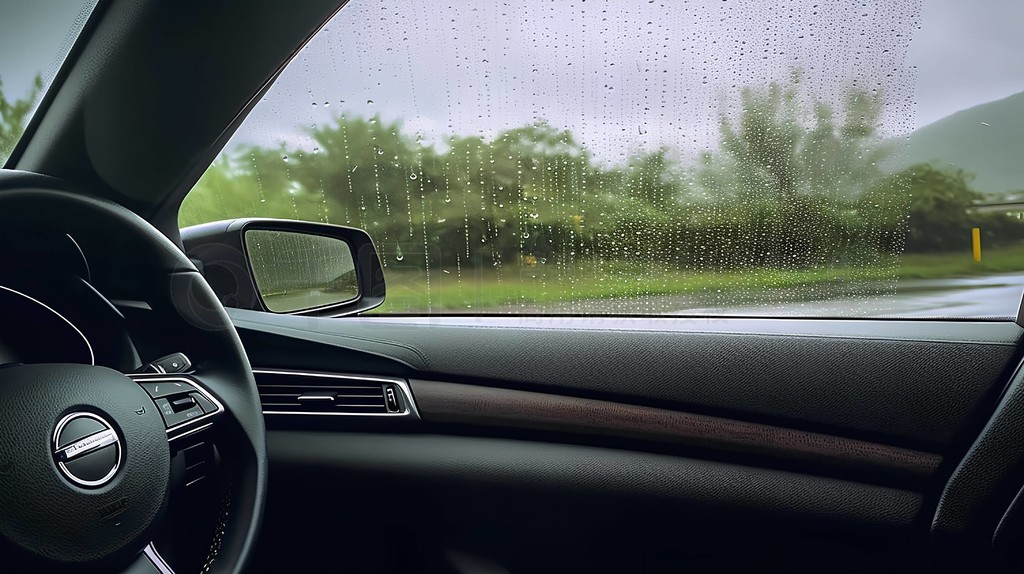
[139,352,193,374]
[162,404,205,428]
[169,395,196,411]
[155,397,199,424]
[155,397,174,418]
[191,392,217,414]
[138,379,197,399]
[153,394,206,428]
[52,412,122,488]
[130,375,225,442]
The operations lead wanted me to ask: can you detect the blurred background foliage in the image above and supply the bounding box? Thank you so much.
[179,76,1024,275]
[1,72,1017,283]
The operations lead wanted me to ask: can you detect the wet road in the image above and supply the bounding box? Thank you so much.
[262,289,354,312]
[675,273,1024,318]
[266,273,1024,319]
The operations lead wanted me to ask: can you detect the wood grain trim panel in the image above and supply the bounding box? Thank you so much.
[409,380,942,480]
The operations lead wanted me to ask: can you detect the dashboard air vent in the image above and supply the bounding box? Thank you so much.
[255,370,410,415]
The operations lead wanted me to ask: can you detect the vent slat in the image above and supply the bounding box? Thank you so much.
[256,372,391,414]
[258,393,384,398]
[257,394,383,400]
[334,394,384,398]
[258,385,381,391]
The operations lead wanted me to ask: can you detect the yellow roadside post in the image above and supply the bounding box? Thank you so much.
[972,227,982,262]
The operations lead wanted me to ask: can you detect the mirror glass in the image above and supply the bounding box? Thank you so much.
[245,229,358,313]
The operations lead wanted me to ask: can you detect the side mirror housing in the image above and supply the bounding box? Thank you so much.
[181,218,385,317]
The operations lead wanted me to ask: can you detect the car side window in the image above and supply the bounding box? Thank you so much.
[181,0,1024,318]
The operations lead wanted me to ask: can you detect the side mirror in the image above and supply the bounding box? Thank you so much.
[181,218,385,317]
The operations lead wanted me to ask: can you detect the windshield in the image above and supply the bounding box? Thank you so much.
[0,0,98,165]
[182,0,1024,318]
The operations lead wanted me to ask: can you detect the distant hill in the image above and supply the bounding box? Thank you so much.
[897,91,1024,196]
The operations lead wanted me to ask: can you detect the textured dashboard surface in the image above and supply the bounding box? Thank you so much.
[231,310,1021,448]
[270,431,924,529]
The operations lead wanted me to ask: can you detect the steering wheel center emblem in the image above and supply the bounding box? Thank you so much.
[52,412,122,487]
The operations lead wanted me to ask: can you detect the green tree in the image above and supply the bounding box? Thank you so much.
[715,75,889,204]
[700,75,897,267]
[0,74,43,165]
[866,164,1024,253]
[183,76,942,277]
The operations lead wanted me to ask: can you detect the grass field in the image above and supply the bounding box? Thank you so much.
[372,244,1024,313]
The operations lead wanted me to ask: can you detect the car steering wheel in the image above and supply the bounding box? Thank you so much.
[0,176,266,574]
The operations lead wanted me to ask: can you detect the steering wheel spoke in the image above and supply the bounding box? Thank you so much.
[128,373,225,445]
[116,543,175,573]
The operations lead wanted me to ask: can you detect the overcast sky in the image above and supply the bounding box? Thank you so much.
[0,0,94,107]
[4,0,1024,163]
